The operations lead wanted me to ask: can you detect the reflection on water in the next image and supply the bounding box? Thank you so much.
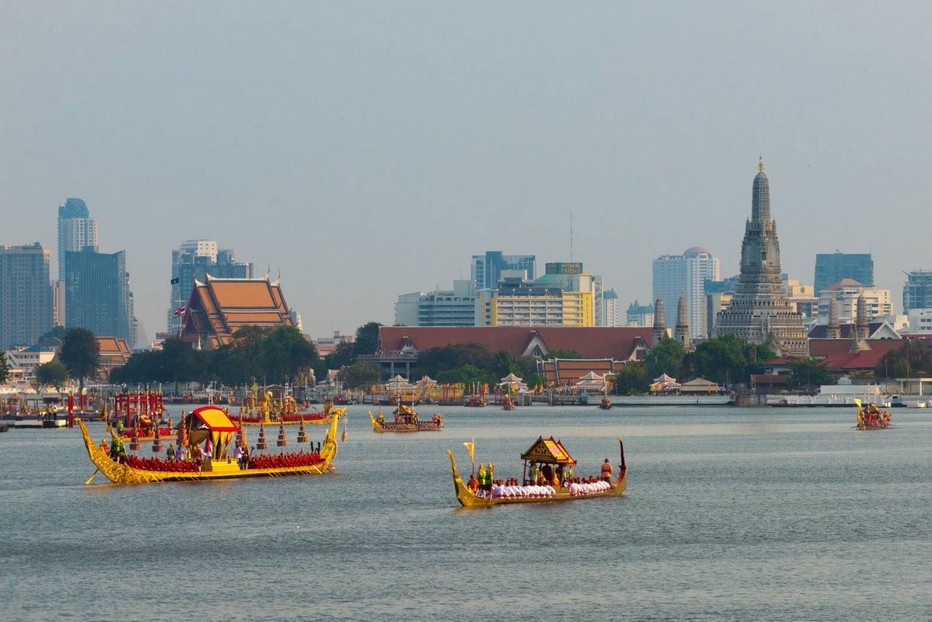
[1,405,930,620]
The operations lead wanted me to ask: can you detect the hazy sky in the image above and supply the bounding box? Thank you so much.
[3,2,931,341]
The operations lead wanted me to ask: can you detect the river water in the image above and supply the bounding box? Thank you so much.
[1,405,930,621]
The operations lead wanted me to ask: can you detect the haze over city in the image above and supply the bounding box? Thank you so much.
[3,2,930,339]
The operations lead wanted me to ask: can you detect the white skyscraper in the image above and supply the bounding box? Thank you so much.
[652,247,720,340]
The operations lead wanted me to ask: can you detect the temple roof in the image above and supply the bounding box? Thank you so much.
[181,276,293,349]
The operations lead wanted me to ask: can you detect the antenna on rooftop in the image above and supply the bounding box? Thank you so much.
[570,212,574,261]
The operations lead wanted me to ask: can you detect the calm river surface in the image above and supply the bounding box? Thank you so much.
[2,405,930,621]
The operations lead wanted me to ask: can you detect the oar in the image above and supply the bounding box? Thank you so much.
[85,469,99,485]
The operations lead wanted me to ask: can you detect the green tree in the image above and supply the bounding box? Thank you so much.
[59,327,100,395]
[645,339,685,381]
[0,352,9,384]
[352,322,382,357]
[36,361,69,390]
[340,362,381,389]
[262,326,318,383]
[788,359,835,391]
[613,361,649,395]
[437,364,491,385]
[546,349,581,359]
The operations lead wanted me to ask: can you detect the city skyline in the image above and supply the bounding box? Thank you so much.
[3,4,931,339]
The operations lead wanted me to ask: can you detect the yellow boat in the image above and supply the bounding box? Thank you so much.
[447,436,627,508]
[77,405,344,485]
[368,409,443,433]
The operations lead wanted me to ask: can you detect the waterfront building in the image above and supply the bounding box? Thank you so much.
[713,159,807,356]
[652,247,719,340]
[395,280,476,326]
[903,270,932,313]
[179,275,294,349]
[0,243,54,349]
[817,280,893,324]
[625,300,654,327]
[603,289,619,327]
[367,326,652,381]
[471,251,536,291]
[64,247,133,341]
[168,240,253,333]
[814,252,873,294]
[3,344,57,377]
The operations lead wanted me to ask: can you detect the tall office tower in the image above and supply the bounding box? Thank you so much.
[903,270,932,313]
[167,240,254,333]
[814,252,874,293]
[64,247,132,341]
[471,251,536,291]
[603,289,619,327]
[652,247,720,340]
[57,198,98,281]
[714,159,807,356]
[0,243,54,349]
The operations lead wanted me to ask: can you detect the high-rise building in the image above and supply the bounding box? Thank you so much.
[0,243,54,349]
[57,198,98,281]
[713,159,807,356]
[652,247,720,340]
[471,251,535,291]
[167,240,254,333]
[903,270,932,313]
[603,289,619,327]
[814,252,873,294]
[64,247,132,341]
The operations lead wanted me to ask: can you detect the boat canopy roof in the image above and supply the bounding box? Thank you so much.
[188,405,239,432]
[520,436,577,465]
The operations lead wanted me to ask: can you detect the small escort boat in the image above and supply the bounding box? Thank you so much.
[855,399,892,431]
[77,404,344,485]
[446,436,627,508]
[368,405,443,433]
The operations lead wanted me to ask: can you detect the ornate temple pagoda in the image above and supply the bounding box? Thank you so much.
[714,159,807,357]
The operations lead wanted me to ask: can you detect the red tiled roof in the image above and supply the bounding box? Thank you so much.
[377,326,653,360]
[181,277,293,349]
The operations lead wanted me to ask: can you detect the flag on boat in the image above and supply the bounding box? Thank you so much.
[463,440,475,464]
[174,305,187,317]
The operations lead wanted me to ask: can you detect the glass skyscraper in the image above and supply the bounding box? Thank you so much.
[64,247,132,341]
[0,243,54,349]
[814,252,874,293]
[471,251,536,291]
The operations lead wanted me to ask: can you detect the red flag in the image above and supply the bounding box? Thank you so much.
[174,305,187,317]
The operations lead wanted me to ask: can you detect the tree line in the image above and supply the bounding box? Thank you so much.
[20,321,930,395]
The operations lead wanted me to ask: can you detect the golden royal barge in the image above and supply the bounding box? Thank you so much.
[447,436,627,508]
[78,404,344,485]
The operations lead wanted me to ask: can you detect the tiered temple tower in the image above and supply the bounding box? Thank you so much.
[713,159,807,356]
[652,297,667,347]
[673,293,691,350]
